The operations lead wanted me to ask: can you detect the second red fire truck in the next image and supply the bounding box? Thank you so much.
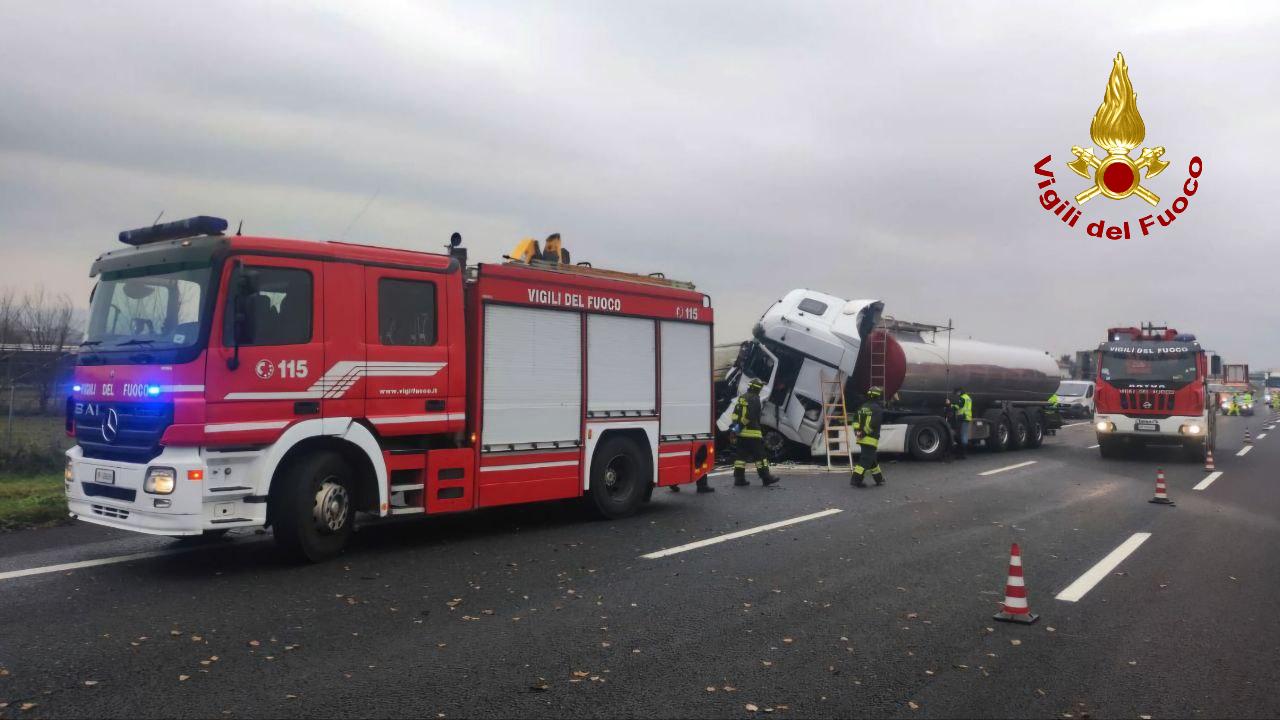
[1093,324,1214,461]
[66,217,715,560]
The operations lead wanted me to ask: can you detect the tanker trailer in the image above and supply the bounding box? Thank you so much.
[717,289,1063,461]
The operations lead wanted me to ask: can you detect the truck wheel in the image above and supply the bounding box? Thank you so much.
[588,435,648,519]
[1025,412,1045,449]
[985,416,1011,452]
[1009,412,1030,450]
[762,428,791,462]
[1183,439,1207,463]
[1098,436,1119,459]
[271,451,355,563]
[908,422,947,461]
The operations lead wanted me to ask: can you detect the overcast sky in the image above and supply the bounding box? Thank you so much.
[2,1,1277,367]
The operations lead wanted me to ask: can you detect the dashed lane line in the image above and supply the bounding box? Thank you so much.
[1055,532,1152,603]
[1258,433,1268,439]
[1237,446,1253,457]
[1061,422,1092,429]
[1087,444,1100,449]
[1193,471,1224,491]
[0,538,265,583]
[640,508,843,559]
[978,460,1037,477]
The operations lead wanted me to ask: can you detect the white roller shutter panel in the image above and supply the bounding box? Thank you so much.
[660,321,712,437]
[482,305,581,447]
[588,315,655,416]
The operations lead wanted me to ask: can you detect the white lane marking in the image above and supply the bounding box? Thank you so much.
[0,539,265,583]
[1258,433,1268,439]
[1061,422,1092,429]
[1193,471,1223,491]
[978,460,1037,476]
[1087,444,1100,449]
[1055,532,1152,603]
[1237,446,1253,457]
[640,508,843,559]
[479,460,578,473]
[707,469,735,477]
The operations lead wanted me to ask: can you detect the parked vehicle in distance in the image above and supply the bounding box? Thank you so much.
[1056,380,1095,418]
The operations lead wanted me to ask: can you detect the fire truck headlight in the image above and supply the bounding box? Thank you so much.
[1181,423,1202,435]
[64,459,74,484]
[1095,420,1114,432]
[144,467,176,495]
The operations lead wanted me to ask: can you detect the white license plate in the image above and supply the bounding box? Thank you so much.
[94,467,115,485]
[1135,421,1160,432]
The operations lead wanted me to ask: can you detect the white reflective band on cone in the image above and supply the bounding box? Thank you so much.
[1007,576,1025,587]
[1010,556,1022,567]
[1003,596,1028,609]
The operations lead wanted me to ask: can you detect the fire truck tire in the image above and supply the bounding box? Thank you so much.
[587,435,648,519]
[1009,412,1030,450]
[1098,436,1120,459]
[1025,412,1045,449]
[1183,439,1207,462]
[271,451,354,562]
[985,415,1011,452]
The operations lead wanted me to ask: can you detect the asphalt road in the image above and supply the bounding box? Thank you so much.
[2,414,1278,719]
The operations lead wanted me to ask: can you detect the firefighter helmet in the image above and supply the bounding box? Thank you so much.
[748,378,765,392]
[866,386,884,399]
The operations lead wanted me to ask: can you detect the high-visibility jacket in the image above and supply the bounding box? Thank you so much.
[733,392,763,439]
[853,400,883,447]
[952,393,973,421]
[1048,393,1060,407]
[1243,393,1253,405]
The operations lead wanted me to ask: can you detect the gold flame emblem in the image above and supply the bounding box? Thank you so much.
[1067,53,1170,205]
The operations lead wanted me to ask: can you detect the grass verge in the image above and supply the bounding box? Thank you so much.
[0,473,68,531]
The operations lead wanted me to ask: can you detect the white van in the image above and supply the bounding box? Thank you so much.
[1056,380,1096,418]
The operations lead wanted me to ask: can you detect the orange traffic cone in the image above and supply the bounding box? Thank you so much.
[1149,468,1174,506]
[993,543,1039,624]
[1203,449,1215,472]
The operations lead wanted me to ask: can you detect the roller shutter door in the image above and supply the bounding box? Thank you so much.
[482,305,581,447]
[660,321,712,437]
[587,315,656,416]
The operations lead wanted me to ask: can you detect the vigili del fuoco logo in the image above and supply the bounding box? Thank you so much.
[1034,52,1202,240]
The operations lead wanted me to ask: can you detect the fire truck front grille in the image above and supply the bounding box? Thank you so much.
[75,402,174,463]
[82,483,137,503]
[1118,390,1176,413]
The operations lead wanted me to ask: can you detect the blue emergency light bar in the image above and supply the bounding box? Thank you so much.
[119,216,228,246]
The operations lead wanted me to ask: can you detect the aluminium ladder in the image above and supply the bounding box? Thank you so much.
[822,373,856,471]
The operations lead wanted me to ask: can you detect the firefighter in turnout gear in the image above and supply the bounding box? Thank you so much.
[731,379,780,487]
[851,386,886,487]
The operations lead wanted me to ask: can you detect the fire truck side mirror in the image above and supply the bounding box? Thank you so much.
[226,268,253,371]
[1209,355,1221,376]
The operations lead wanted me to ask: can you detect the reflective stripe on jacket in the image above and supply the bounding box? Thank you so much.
[733,395,763,438]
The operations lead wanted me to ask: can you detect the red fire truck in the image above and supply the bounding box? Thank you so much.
[1093,324,1213,461]
[65,217,715,560]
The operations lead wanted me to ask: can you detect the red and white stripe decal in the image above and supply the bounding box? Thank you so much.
[206,420,290,433]
[479,460,578,473]
[369,412,465,426]
[224,361,446,400]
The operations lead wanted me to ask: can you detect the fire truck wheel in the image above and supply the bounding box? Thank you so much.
[588,435,648,519]
[1098,436,1120,459]
[271,451,354,562]
[1183,439,1207,462]
[907,422,946,461]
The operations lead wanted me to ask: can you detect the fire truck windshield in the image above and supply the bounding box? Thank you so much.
[83,262,213,362]
[1100,351,1197,385]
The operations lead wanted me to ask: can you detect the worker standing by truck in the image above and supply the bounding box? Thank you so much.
[730,379,780,487]
[951,387,973,459]
[851,386,887,487]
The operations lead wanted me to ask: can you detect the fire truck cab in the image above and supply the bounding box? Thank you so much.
[66,217,715,560]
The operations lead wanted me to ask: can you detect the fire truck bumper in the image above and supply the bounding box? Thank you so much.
[65,446,266,536]
[1093,414,1207,441]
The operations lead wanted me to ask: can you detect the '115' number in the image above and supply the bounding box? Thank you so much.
[279,359,309,378]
